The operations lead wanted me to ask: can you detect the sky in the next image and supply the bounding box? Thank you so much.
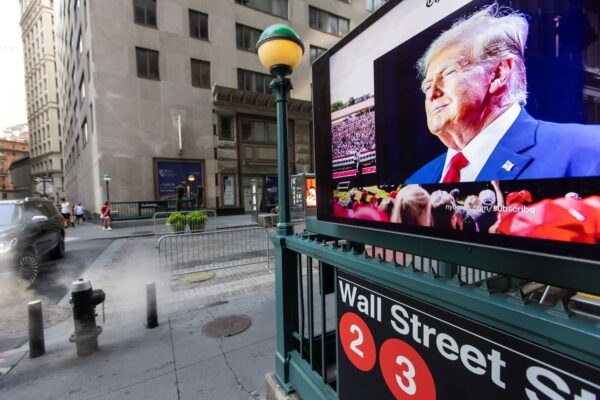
[0,0,27,132]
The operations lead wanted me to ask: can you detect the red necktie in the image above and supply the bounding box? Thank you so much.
[442,152,468,183]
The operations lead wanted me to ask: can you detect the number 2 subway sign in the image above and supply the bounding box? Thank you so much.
[337,271,599,400]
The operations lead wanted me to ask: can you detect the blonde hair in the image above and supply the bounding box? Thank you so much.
[391,185,432,226]
[464,195,481,209]
[417,4,529,105]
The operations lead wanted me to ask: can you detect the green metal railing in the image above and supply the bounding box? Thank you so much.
[110,200,196,221]
[272,217,600,399]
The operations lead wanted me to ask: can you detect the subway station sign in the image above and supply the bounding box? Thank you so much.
[337,271,599,399]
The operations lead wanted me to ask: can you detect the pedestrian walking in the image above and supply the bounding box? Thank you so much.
[75,202,85,224]
[60,197,71,228]
[70,204,77,227]
[101,201,112,230]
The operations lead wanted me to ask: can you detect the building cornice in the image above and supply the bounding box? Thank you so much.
[212,85,312,115]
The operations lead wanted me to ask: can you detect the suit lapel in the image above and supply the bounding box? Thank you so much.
[476,109,538,181]
[430,154,446,183]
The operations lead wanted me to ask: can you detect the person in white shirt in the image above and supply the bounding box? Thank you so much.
[60,197,71,228]
[406,4,600,184]
[74,202,85,224]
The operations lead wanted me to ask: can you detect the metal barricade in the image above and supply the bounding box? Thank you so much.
[291,206,305,222]
[156,227,272,276]
[152,209,217,236]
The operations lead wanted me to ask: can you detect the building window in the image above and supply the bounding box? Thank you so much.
[235,0,287,19]
[135,47,160,80]
[134,0,156,27]
[189,10,208,40]
[219,116,233,140]
[236,24,262,53]
[90,103,94,134]
[309,6,349,36]
[80,78,85,101]
[366,0,387,12]
[82,120,88,144]
[310,45,327,63]
[191,59,210,89]
[87,52,91,81]
[240,119,277,144]
[77,31,82,58]
[237,69,272,94]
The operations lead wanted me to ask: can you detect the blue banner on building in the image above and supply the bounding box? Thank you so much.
[156,160,202,199]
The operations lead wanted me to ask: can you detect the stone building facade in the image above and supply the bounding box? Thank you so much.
[53,0,377,214]
[19,0,64,203]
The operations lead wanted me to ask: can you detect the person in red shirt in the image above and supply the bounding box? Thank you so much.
[101,201,112,231]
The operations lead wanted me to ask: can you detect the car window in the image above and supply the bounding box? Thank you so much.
[24,203,47,219]
[0,204,22,225]
[43,203,58,217]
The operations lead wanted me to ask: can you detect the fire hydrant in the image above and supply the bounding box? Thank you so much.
[68,278,105,356]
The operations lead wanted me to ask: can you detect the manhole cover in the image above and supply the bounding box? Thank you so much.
[202,315,252,338]
[177,271,216,283]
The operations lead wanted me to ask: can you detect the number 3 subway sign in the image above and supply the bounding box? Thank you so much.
[337,271,599,400]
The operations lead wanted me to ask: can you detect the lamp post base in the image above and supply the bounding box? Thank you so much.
[276,223,294,236]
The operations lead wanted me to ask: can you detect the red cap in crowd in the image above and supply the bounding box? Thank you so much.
[499,197,598,244]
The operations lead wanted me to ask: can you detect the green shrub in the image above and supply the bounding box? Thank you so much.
[186,211,208,231]
[166,212,186,232]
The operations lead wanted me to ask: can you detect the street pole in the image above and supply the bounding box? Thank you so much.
[42,163,49,198]
[256,24,304,388]
[105,181,110,204]
[271,70,293,236]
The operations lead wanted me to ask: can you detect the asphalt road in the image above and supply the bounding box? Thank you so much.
[0,238,113,353]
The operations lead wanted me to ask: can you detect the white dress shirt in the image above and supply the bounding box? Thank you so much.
[440,103,521,182]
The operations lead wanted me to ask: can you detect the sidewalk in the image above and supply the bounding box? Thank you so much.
[0,292,276,400]
[65,213,258,242]
[0,216,283,399]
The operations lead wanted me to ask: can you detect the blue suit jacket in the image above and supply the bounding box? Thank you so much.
[405,109,600,184]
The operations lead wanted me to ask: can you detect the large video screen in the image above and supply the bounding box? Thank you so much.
[313,0,600,260]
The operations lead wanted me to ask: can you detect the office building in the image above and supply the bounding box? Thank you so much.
[53,0,380,213]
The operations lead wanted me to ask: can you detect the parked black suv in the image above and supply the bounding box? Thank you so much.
[0,198,65,287]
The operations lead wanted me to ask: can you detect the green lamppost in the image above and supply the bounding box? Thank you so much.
[256,24,304,236]
[188,174,195,203]
[103,173,112,203]
[257,24,304,390]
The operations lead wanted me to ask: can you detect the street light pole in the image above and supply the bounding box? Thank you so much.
[42,162,49,198]
[256,24,304,237]
[103,174,111,203]
[188,174,196,206]
[271,73,293,236]
[256,24,305,389]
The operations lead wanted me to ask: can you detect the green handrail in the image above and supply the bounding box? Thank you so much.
[272,219,600,399]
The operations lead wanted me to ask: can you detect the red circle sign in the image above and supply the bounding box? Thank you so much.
[339,312,377,372]
[379,338,436,400]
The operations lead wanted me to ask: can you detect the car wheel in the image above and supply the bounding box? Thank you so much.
[14,253,39,288]
[51,234,65,259]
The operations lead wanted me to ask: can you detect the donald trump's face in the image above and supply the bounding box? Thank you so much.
[421,43,493,150]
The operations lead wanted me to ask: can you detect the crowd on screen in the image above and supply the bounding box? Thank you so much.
[331,110,376,159]
[333,183,600,244]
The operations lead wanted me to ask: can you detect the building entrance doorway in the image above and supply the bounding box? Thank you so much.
[242,176,278,213]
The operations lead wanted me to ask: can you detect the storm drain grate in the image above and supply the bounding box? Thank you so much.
[202,315,252,338]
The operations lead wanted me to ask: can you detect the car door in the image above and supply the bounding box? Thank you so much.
[42,202,62,249]
[24,202,53,256]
